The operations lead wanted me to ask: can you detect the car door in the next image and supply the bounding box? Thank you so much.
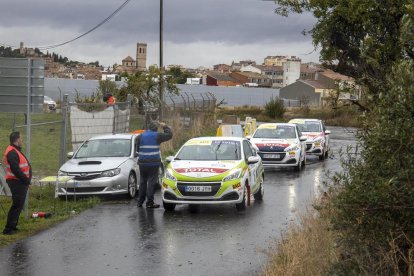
[243,140,257,190]
[296,126,306,161]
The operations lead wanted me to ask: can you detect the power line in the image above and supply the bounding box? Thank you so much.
[35,0,132,50]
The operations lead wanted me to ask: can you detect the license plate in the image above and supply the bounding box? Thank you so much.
[263,154,280,159]
[185,186,212,192]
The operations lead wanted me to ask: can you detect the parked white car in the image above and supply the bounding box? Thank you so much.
[288,119,331,160]
[250,123,307,171]
[44,96,57,111]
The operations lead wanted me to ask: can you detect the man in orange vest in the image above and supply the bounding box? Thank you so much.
[3,132,32,235]
[103,93,116,105]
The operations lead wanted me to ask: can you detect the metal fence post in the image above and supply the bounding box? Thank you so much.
[60,94,69,166]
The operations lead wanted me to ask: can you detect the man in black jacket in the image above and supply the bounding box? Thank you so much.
[3,132,32,235]
[136,121,172,208]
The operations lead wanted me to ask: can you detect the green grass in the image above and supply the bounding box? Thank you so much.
[0,185,100,247]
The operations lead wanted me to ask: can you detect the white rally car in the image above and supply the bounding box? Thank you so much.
[249,123,307,171]
[288,119,331,160]
[161,137,264,211]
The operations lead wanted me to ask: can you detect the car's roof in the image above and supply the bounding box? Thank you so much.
[257,123,296,128]
[88,133,136,140]
[188,136,245,142]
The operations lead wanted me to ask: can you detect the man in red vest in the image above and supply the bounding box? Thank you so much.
[3,132,32,235]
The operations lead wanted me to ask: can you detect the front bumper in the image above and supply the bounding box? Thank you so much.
[162,180,244,205]
[258,151,300,167]
[305,142,324,156]
[56,174,129,196]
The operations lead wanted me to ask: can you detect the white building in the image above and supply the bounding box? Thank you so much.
[283,58,301,87]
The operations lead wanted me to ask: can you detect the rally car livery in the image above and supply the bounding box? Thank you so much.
[161,137,264,211]
[250,123,306,171]
[288,119,331,160]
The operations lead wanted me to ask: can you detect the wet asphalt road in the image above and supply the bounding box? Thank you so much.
[0,127,357,276]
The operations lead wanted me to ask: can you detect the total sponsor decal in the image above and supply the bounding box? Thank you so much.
[254,142,289,148]
[174,167,229,174]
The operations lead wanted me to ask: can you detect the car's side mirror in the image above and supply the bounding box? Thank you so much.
[67,152,74,159]
[247,156,260,165]
[325,130,331,135]
[246,135,251,140]
[299,136,307,142]
[165,156,175,163]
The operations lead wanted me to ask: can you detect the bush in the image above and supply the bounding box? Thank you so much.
[264,97,286,119]
[327,60,414,274]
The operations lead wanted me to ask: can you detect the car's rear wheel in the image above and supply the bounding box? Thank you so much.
[253,177,264,201]
[163,201,176,211]
[236,187,248,211]
[127,173,137,198]
[325,148,329,158]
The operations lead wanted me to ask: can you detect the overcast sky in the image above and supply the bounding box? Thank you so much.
[0,0,319,68]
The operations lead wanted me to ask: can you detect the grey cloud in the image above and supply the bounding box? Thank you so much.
[1,0,315,47]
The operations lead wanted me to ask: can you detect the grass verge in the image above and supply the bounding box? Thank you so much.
[0,185,100,247]
[262,206,338,276]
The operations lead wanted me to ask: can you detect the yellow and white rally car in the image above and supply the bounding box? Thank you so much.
[288,119,331,160]
[249,123,307,171]
[161,137,264,211]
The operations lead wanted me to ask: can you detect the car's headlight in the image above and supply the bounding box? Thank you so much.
[165,169,177,181]
[284,144,300,152]
[58,170,68,176]
[101,168,121,177]
[222,168,242,182]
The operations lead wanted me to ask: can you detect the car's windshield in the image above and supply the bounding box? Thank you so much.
[75,139,131,158]
[176,140,241,161]
[44,96,53,101]
[297,122,322,132]
[253,125,297,139]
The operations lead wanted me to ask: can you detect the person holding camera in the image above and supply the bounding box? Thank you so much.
[136,121,172,208]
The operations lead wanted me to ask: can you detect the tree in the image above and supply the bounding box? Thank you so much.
[117,65,179,114]
[273,0,412,102]
[168,67,196,84]
[272,1,414,273]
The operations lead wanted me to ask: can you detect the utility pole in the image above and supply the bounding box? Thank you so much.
[159,0,164,120]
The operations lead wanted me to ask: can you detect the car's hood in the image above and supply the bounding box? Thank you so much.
[251,138,297,151]
[169,160,241,179]
[59,157,129,172]
[302,132,324,141]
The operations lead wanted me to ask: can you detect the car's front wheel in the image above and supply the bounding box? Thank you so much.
[163,201,176,211]
[253,178,264,201]
[294,154,303,171]
[127,173,137,198]
[236,187,248,211]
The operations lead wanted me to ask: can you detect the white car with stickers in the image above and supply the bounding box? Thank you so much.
[162,137,264,211]
[250,123,307,171]
[288,119,331,160]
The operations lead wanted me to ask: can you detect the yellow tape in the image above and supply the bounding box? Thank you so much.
[258,124,277,129]
[185,139,213,146]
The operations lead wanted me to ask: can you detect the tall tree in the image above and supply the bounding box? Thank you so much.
[272,1,414,274]
[273,0,412,100]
